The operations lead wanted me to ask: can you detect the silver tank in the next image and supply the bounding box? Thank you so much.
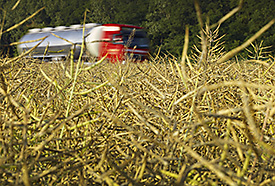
[17,23,101,59]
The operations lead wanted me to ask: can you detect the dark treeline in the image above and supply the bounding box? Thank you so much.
[1,0,275,57]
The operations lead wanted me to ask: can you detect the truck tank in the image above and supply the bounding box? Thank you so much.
[17,23,101,59]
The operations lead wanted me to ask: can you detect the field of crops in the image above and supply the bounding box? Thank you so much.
[1,37,275,186]
[1,0,275,184]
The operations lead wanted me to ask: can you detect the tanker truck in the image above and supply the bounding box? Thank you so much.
[17,23,150,62]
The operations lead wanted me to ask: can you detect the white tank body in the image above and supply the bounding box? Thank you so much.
[17,23,102,59]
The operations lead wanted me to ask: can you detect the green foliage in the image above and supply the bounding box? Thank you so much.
[0,0,275,57]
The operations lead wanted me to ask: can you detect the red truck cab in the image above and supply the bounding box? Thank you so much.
[87,24,150,62]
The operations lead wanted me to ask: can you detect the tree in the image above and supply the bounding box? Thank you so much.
[1,0,274,57]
